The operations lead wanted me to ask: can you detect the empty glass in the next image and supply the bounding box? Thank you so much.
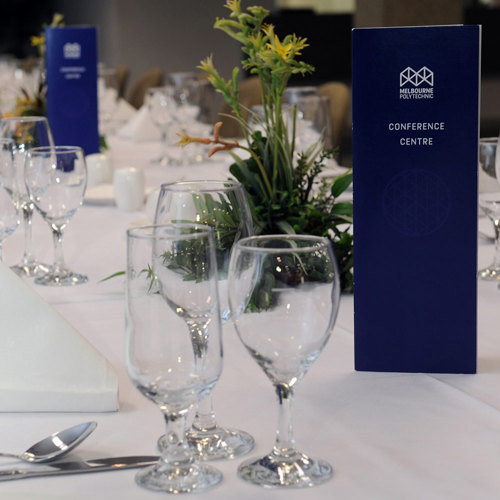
[24,146,87,286]
[126,224,223,493]
[154,180,254,460]
[146,86,174,166]
[228,235,341,488]
[0,116,53,276]
[98,67,119,135]
[477,137,500,280]
[284,89,333,150]
[0,138,20,261]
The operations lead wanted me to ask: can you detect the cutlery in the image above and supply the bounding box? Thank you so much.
[0,455,159,481]
[0,422,97,463]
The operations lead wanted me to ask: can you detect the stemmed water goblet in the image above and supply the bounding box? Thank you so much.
[0,138,21,261]
[146,86,174,166]
[154,180,255,460]
[125,224,223,493]
[228,234,341,488]
[477,137,500,280]
[24,146,88,286]
[0,116,53,276]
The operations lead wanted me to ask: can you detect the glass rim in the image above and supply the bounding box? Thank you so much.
[27,146,83,155]
[235,234,331,254]
[127,223,214,241]
[159,179,243,193]
[479,137,498,144]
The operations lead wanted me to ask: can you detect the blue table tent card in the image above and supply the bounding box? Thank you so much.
[352,25,480,373]
[45,26,99,155]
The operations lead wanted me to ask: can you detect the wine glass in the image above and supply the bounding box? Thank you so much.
[24,146,88,286]
[154,180,255,460]
[477,137,500,280]
[228,234,341,488]
[125,224,223,493]
[0,116,53,277]
[98,66,119,135]
[146,86,174,166]
[167,74,211,165]
[284,89,333,150]
[0,138,21,261]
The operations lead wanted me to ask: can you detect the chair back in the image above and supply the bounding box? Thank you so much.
[127,68,164,109]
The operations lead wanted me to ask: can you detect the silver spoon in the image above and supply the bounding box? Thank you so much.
[0,421,97,463]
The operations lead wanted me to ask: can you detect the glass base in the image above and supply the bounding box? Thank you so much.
[11,260,50,278]
[477,266,500,281]
[151,154,171,166]
[238,450,333,488]
[135,461,222,494]
[187,426,254,460]
[158,426,254,461]
[34,269,88,286]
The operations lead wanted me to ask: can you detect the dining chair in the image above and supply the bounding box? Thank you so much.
[126,68,164,109]
[116,64,130,99]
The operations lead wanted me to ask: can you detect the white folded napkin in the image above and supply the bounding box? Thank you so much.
[115,98,136,123]
[0,263,119,412]
[117,105,161,142]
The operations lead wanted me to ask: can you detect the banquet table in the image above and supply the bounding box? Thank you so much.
[1,135,500,500]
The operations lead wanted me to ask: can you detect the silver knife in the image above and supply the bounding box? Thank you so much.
[0,456,159,481]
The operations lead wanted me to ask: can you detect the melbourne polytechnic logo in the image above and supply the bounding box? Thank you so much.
[399,66,434,100]
[63,42,81,59]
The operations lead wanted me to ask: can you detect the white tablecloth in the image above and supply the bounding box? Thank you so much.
[1,136,499,499]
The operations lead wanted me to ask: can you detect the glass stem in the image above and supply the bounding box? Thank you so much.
[187,319,217,432]
[52,226,66,275]
[192,394,217,432]
[159,410,193,469]
[493,218,500,267]
[161,129,170,162]
[22,205,33,263]
[273,383,297,459]
[0,242,3,262]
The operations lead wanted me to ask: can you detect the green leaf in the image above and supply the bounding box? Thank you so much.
[330,202,353,216]
[331,171,353,198]
[99,270,125,283]
[275,220,296,234]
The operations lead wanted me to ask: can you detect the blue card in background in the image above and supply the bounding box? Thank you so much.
[352,26,480,374]
[45,26,99,155]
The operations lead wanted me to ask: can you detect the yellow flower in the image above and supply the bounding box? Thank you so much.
[51,12,64,27]
[266,34,297,59]
[225,0,241,14]
[30,35,45,48]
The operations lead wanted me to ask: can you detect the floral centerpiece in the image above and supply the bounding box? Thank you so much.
[179,0,353,291]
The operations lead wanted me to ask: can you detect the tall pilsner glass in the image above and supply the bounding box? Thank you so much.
[154,180,254,460]
[228,235,341,488]
[0,116,53,276]
[126,224,223,493]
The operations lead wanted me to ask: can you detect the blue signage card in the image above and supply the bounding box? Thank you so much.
[352,26,480,374]
[45,26,99,155]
